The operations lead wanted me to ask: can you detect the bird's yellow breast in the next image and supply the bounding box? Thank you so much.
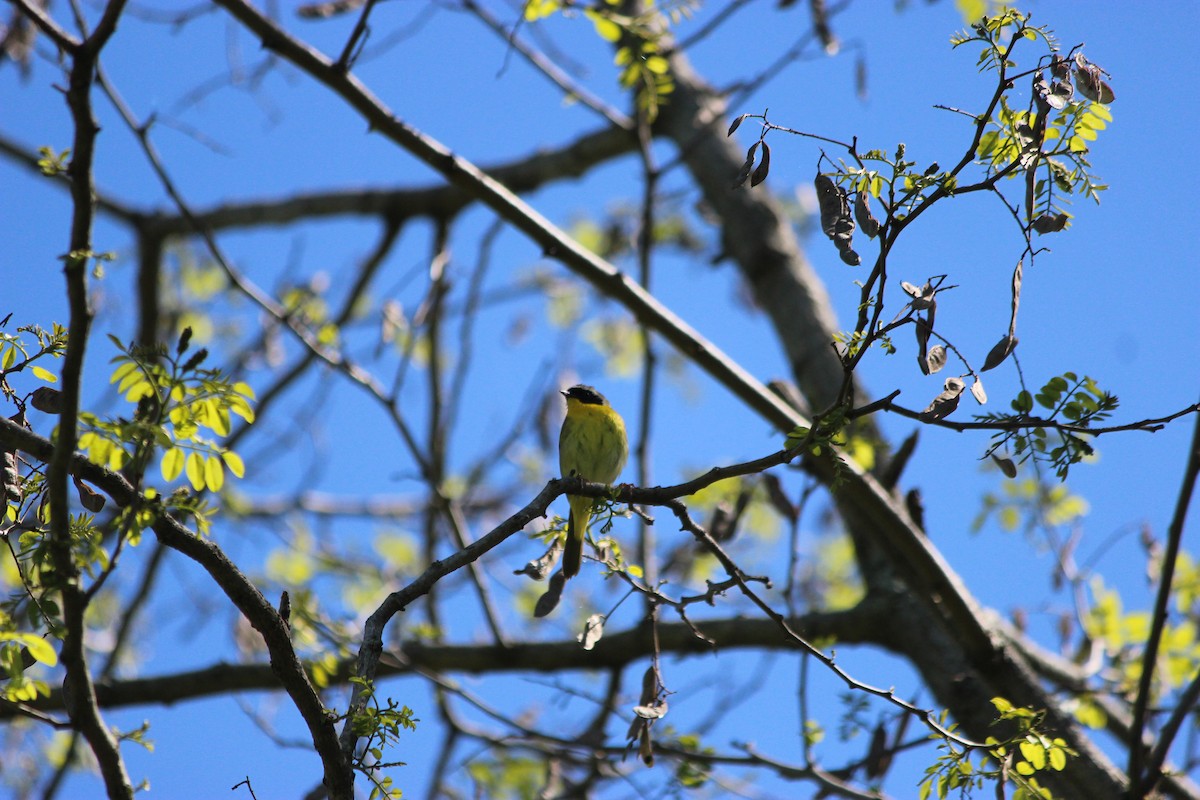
[559,398,628,485]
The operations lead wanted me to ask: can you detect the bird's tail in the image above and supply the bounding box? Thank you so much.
[563,496,592,578]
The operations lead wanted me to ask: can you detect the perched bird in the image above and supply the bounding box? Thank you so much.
[558,385,628,578]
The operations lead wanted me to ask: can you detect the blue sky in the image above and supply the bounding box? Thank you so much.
[2,0,1199,797]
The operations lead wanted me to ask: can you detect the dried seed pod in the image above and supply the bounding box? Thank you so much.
[633,700,668,720]
[72,475,106,512]
[970,376,988,405]
[514,538,562,581]
[733,143,760,189]
[902,280,937,311]
[638,725,654,765]
[2,448,19,504]
[727,113,750,137]
[1073,55,1115,104]
[578,613,604,650]
[1008,258,1023,338]
[750,141,771,187]
[1049,77,1074,109]
[991,453,1018,479]
[1032,73,1054,115]
[815,173,859,263]
[981,334,1018,372]
[915,318,931,375]
[919,377,965,422]
[854,191,881,238]
[815,174,846,238]
[533,571,566,618]
[1031,212,1069,234]
[30,386,62,414]
[926,345,947,374]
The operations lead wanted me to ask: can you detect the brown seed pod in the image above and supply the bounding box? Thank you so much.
[919,377,965,422]
[750,141,771,187]
[854,191,881,238]
[981,334,1018,372]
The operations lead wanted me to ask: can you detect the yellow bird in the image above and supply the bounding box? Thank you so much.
[558,384,628,578]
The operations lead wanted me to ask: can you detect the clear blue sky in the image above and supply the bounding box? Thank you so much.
[2,1,1198,797]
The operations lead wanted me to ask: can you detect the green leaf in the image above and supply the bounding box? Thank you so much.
[585,9,622,42]
[221,450,245,479]
[161,447,185,482]
[1020,738,1047,770]
[204,455,225,492]
[30,365,58,383]
[185,451,206,491]
[15,633,58,667]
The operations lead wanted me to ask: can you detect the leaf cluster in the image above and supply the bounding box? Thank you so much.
[979,371,1117,479]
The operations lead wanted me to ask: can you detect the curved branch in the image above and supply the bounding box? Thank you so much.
[0,414,354,798]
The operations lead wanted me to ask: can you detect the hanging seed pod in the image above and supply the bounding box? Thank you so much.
[30,386,63,414]
[1031,212,1069,234]
[926,345,947,374]
[727,113,750,137]
[732,143,760,189]
[1074,54,1115,104]
[578,613,604,650]
[981,334,1018,372]
[970,376,988,405]
[915,317,931,375]
[2,447,19,505]
[533,571,565,618]
[919,377,965,422]
[854,190,881,238]
[815,174,846,238]
[514,538,562,581]
[991,453,1018,479]
[816,173,859,264]
[750,141,771,187]
[72,475,106,512]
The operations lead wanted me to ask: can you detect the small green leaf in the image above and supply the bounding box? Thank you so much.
[186,451,206,491]
[221,450,245,479]
[17,634,58,667]
[204,455,225,492]
[30,365,58,383]
[161,447,185,482]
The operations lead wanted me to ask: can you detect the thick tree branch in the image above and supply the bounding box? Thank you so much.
[2,608,880,716]
[49,1,134,795]
[1130,402,1200,797]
